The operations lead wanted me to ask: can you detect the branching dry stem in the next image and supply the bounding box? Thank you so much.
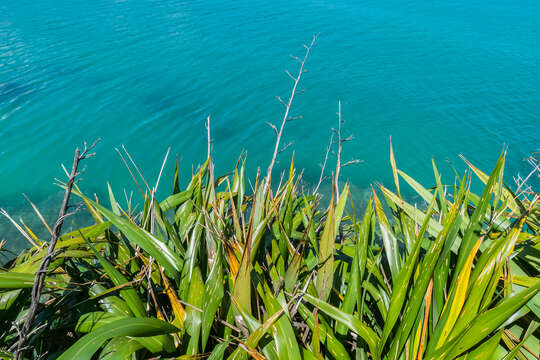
[265,35,317,191]
[14,139,100,360]
[332,101,361,199]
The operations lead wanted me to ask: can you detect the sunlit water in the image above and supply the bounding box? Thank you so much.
[1,0,539,250]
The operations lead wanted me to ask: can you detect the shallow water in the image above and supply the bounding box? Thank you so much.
[1,0,539,250]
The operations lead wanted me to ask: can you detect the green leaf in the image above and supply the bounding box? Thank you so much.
[456,330,502,360]
[209,341,231,360]
[76,312,125,333]
[99,336,143,360]
[303,292,380,355]
[228,305,285,360]
[79,196,182,279]
[296,302,351,360]
[160,189,193,212]
[428,283,540,359]
[380,186,444,241]
[262,288,301,360]
[201,243,224,351]
[502,321,539,360]
[89,284,133,317]
[316,185,349,301]
[454,151,505,277]
[373,189,400,279]
[380,194,437,351]
[335,241,360,336]
[58,318,179,360]
[388,191,463,359]
[0,272,53,289]
[85,241,145,318]
[452,218,526,337]
[107,183,121,216]
[185,266,205,355]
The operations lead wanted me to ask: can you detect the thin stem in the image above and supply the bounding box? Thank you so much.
[314,132,334,194]
[206,115,212,159]
[335,100,342,198]
[265,35,317,191]
[14,139,99,360]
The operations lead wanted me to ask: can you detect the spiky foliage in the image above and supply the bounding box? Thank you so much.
[0,149,538,359]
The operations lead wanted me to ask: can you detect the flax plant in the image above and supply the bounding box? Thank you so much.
[0,146,537,359]
[0,38,538,359]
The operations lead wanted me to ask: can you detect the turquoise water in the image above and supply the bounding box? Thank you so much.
[1,1,539,248]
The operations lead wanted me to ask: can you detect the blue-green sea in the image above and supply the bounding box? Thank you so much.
[1,0,539,249]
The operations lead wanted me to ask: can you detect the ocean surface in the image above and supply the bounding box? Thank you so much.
[1,0,539,250]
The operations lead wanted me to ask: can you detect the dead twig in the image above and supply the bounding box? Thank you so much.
[206,115,212,159]
[14,139,100,360]
[332,101,361,199]
[314,132,334,194]
[265,35,317,191]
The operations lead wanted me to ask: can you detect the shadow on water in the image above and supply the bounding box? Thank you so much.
[0,82,35,106]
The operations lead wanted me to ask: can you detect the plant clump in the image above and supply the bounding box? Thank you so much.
[0,146,538,359]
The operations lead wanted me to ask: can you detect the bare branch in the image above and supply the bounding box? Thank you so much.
[285,70,295,81]
[278,141,294,155]
[275,96,287,107]
[266,121,278,135]
[290,55,302,63]
[287,115,303,122]
[265,35,317,191]
[333,101,360,199]
[80,138,101,160]
[206,115,212,159]
[342,159,363,167]
[314,132,334,194]
[14,139,100,360]
[342,134,354,142]
[335,101,343,197]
